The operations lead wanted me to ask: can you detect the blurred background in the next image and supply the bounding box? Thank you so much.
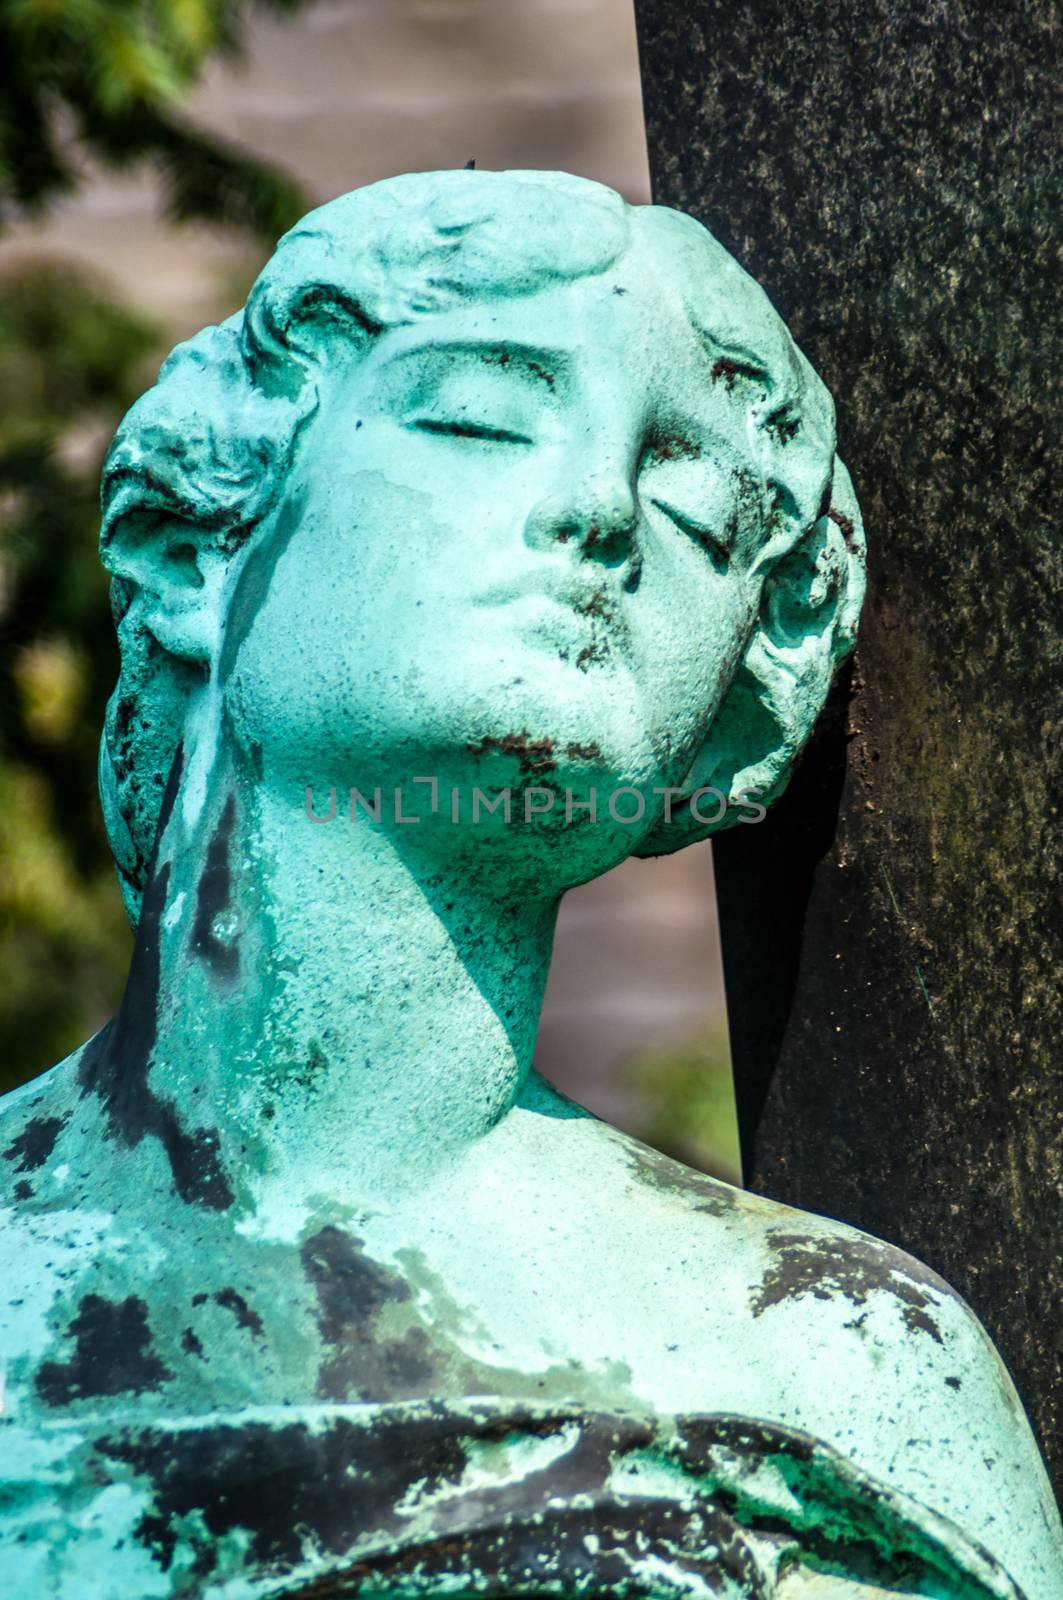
[0,0,739,1183]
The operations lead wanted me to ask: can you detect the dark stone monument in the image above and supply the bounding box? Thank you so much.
[634,0,1061,1492]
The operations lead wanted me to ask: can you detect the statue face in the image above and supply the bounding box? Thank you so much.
[226,245,769,879]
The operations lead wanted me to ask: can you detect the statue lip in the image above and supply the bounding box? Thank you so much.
[475,568,617,620]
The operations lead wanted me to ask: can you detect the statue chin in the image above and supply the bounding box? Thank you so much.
[1,169,1057,1600]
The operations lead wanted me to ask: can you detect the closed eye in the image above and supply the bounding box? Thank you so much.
[409,418,534,445]
[650,496,730,564]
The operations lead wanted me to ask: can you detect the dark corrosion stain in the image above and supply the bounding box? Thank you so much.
[751,1231,947,1343]
[300,1225,437,1401]
[677,1413,814,1472]
[625,1143,731,1217]
[181,1327,206,1360]
[527,359,555,390]
[77,857,235,1212]
[347,1498,751,1598]
[36,1293,173,1406]
[214,1287,264,1340]
[647,430,702,463]
[904,1305,945,1341]
[711,357,766,390]
[108,694,142,803]
[573,590,615,623]
[111,691,135,749]
[94,1404,1003,1593]
[13,1178,34,1202]
[671,1413,1004,1588]
[191,794,239,981]
[3,1113,67,1172]
[829,506,859,550]
[97,1409,470,1577]
[468,729,557,775]
[97,1409,631,1582]
[765,406,800,445]
[576,640,610,671]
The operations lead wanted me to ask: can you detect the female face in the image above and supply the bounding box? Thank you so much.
[226,239,771,883]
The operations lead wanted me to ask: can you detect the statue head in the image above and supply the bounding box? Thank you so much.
[99,169,864,924]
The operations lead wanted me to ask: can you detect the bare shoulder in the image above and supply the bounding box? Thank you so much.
[0,1053,90,1209]
[505,1095,1062,1597]
[616,1134,1062,1597]
[0,1047,167,1406]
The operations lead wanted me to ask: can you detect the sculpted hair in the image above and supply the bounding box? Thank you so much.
[98,168,865,923]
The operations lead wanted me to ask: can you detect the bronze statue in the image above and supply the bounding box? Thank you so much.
[1,170,1058,1598]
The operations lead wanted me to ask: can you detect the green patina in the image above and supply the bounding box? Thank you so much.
[0,170,1058,1599]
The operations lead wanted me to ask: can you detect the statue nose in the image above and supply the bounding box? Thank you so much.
[523,473,640,577]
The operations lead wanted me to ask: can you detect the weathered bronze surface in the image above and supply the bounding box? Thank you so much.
[1,170,1057,1597]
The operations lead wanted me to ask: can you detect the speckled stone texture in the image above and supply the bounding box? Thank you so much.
[634,0,1061,1491]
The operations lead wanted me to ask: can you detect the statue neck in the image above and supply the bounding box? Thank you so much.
[120,756,558,1208]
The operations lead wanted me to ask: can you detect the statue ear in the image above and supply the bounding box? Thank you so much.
[636,459,866,857]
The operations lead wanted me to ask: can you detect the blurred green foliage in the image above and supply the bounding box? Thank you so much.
[625,1016,742,1186]
[1,0,309,236]
[0,266,155,1088]
[0,0,309,1090]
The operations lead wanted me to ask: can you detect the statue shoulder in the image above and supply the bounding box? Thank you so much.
[0,1052,87,1209]
[0,1044,154,1400]
[726,1204,1062,1599]
[529,1119,1063,1597]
